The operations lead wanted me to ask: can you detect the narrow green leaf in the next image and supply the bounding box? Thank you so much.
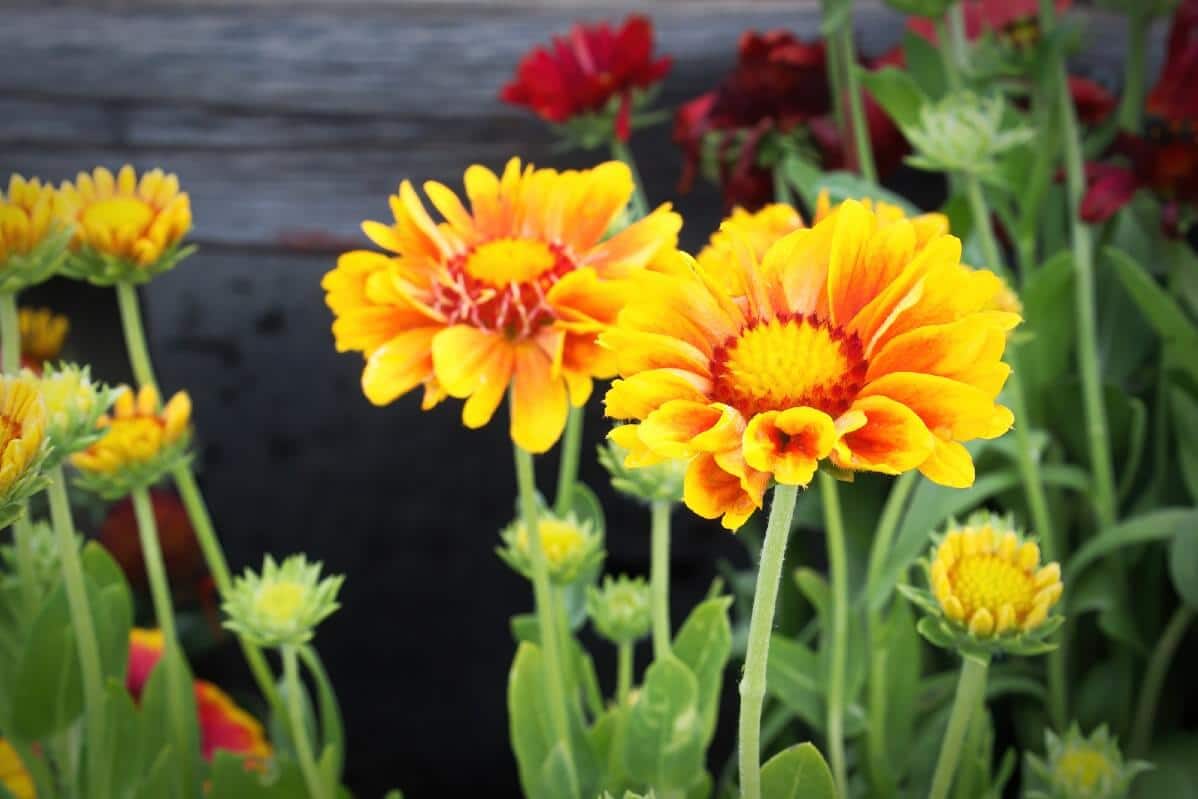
[1170,385,1198,503]
[1169,530,1198,608]
[508,643,556,799]
[672,596,733,744]
[1067,509,1198,581]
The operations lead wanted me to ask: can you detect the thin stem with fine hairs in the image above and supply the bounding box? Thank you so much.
[819,472,850,797]
[115,282,159,391]
[1117,16,1150,133]
[48,466,109,799]
[616,641,633,706]
[835,12,878,182]
[283,645,333,799]
[554,406,584,516]
[737,483,799,799]
[610,138,649,221]
[650,499,672,661]
[1131,606,1194,756]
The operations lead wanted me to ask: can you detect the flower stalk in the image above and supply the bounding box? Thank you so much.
[834,7,878,182]
[0,291,19,374]
[616,641,633,705]
[650,499,672,660]
[555,406,584,516]
[1117,15,1150,133]
[283,644,332,799]
[610,138,649,220]
[1130,605,1194,756]
[820,471,850,797]
[48,465,108,799]
[929,654,990,799]
[737,483,799,799]
[513,438,579,796]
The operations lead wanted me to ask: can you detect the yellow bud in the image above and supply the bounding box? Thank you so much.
[1034,563,1061,589]
[998,531,1018,561]
[1017,541,1041,571]
[976,525,995,553]
[996,603,1017,633]
[968,607,995,637]
[1023,602,1049,631]
[1034,582,1064,609]
[944,595,966,621]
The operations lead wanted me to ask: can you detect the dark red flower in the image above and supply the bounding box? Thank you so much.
[100,489,205,592]
[500,15,672,142]
[1080,0,1198,234]
[1068,76,1117,125]
[673,30,904,210]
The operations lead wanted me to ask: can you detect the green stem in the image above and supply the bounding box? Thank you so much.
[49,466,108,798]
[737,483,799,799]
[0,290,19,373]
[947,4,969,77]
[610,138,649,221]
[115,282,159,391]
[131,486,195,798]
[513,439,579,797]
[1117,16,1150,133]
[934,18,963,92]
[772,164,793,207]
[823,3,848,137]
[650,499,672,661]
[836,12,878,182]
[1040,0,1118,529]
[929,655,990,799]
[819,473,850,797]
[283,645,332,799]
[616,641,632,706]
[554,406,584,516]
[11,515,39,619]
[1130,606,1194,756]
[864,471,917,606]
[172,463,283,716]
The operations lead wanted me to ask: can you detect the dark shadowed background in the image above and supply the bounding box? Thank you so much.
[0,2,1148,795]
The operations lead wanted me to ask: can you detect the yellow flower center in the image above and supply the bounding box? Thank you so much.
[950,555,1034,620]
[255,581,306,624]
[1056,746,1115,792]
[713,316,866,418]
[517,518,585,569]
[81,197,154,234]
[465,238,558,287]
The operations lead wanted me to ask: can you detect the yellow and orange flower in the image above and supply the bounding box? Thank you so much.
[0,175,58,266]
[0,374,48,521]
[17,307,69,370]
[57,165,192,276]
[127,629,271,768]
[322,157,680,452]
[603,198,1018,529]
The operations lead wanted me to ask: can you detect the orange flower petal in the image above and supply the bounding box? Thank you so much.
[683,452,761,530]
[919,438,976,487]
[609,423,668,467]
[861,372,1014,442]
[865,311,1019,385]
[639,400,724,458]
[510,342,568,453]
[834,395,935,474]
[604,368,712,420]
[582,203,681,278]
[742,407,836,486]
[431,325,507,399]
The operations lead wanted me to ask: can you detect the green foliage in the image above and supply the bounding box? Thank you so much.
[759,743,838,799]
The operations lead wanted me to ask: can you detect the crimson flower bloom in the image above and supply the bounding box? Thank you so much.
[1080,0,1198,234]
[673,30,905,210]
[500,15,672,142]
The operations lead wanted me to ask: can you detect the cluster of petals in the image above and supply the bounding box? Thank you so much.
[71,384,191,475]
[322,157,680,453]
[0,175,58,266]
[500,15,672,142]
[603,199,1017,529]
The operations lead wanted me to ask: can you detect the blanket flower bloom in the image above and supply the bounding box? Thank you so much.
[0,373,49,527]
[16,307,69,371]
[0,175,71,292]
[71,384,192,498]
[126,629,272,767]
[322,158,680,453]
[57,165,193,284]
[603,199,1016,529]
[1025,724,1151,799]
[902,512,1064,658]
[500,15,672,143]
[34,363,117,465]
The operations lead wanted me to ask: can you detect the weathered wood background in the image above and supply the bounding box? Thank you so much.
[0,2,1151,795]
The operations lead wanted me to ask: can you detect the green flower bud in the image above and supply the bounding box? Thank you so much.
[904,92,1035,180]
[32,363,118,466]
[598,435,684,505]
[223,554,344,648]
[1024,724,1151,799]
[497,510,604,586]
[0,519,72,598]
[587,574,652,646]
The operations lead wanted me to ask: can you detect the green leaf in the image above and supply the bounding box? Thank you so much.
[1066,509,1198,581]
[1169,529,1198,608]
[623,654,704,790]
[1018,250,1076,395]
[589,706,629,795]
[860,67,926,130]
[508,643,558,799]
[783,159,920,217]
[1106,246,1198,382]
[81,543,134,684]
[883,598,922,777]
[902,30,948,98]
[10,583,83,739]
[567,482,606,537]
[511,613,540,645]
[209,752,311,797]
[1170,385,1198,503]
[916,617,955,651]
[300,645,345,784]
[139,642,202,791]
[760,742,838,799]
[671,596,733,744]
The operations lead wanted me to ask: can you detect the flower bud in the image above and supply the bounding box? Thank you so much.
[497,510,604,586]
[1025,724,1151,799]
[587,574,652,646]
[0,175,72,292]
[33,363,118,466]
[904,92,1035,180]
[598,432,685,505]
[223,554,344,648]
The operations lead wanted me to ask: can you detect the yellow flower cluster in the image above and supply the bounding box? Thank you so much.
[0,176,58,267]
[930,520,1063,637]
[0,374,46,501]
[71,384,191,476]
[18,307,69,366]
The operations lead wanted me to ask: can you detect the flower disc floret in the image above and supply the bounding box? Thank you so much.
[602,198,1018,529]
[1025,724,1151,799]
[71,384,192,499]
[901,512,1064,658]
[0,175,71,292]
[587,574,652,645]
[223,555,344,648]
[321,157,680,453]
[33,363,118,465]
[57,165,194,285]
[498,510,604,585]
[0,373,49,527]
